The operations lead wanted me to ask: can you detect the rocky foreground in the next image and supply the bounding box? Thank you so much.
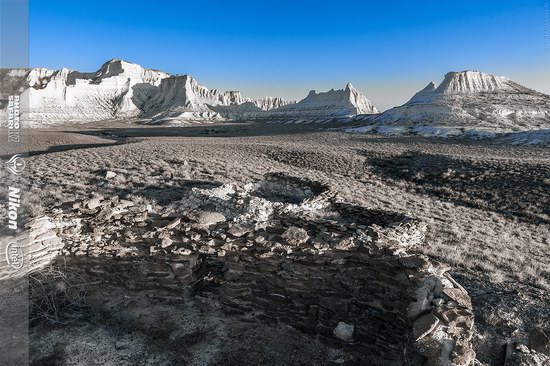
[0,124,548,365]
[1,173,487,365]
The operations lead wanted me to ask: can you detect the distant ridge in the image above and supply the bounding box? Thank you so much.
[3,62,547,131]
[266,83,378,117]
[0,59,378,127]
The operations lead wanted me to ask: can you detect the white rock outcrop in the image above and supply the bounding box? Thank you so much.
[19,59,169,126]
[1,60,379,125]
[143,81,377,121]
[141,74,246,121]
[372,71,550,132]
[265,83,378,118]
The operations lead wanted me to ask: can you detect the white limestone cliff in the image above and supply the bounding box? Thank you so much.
[141,74,246,121]
[266,83,378,118]
[9,59,168,126]
[372,71,550,132]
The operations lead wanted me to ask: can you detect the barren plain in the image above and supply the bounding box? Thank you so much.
[1,121,549,365]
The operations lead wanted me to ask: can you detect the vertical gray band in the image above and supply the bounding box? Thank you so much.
[0,0,29,365]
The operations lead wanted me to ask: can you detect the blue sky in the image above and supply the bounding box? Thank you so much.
[30,0,550,110]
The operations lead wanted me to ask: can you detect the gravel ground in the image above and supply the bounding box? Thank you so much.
[3,120,548,365]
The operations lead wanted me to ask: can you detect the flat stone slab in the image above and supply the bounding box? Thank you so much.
[443,288,472,309]
[413,314,440,342]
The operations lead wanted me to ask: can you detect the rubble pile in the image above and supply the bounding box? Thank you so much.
[1,174,479,365]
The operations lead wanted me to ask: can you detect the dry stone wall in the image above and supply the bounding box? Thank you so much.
[1,174,476,365]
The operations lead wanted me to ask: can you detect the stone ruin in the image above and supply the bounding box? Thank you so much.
[0,173,477,365]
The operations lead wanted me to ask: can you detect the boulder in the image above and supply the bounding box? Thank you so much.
[333,322,354,341]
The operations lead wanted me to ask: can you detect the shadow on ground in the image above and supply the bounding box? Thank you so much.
[0,142,124,159]
[72,122,324,139]
[365,150,550,224]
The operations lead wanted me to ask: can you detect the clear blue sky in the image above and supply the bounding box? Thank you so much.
[30,0,550,110]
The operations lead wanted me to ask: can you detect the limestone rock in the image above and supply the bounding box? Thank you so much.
[86,198,102,210]
[505,342,550,366]
[189,211,226,226]
[227,224,253,238]
[281,227,309,246]
[160,238,173,248]
[104,170,117,179]
[333,237,357,251]
[165,218,181,230]
[333,322,354,341]
[413,313,440,342]
[442,288,472,310]
[451,339,476,365]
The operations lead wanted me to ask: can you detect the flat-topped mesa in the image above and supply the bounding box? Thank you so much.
[295,83,378,114]
[409,72,513,104]
[436,70,512,95]
[371,70,550,132]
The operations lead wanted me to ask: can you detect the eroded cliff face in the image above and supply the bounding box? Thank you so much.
[372,71,550,131]
[20,60,169,125]
[1,59,382,126]
[255,83,378,118]
[140,74,245,121]
[252,96,295,111]
[2,174,476,365]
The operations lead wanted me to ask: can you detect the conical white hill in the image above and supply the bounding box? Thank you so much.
[374,70,550,132]
[409,82,437,103]
[345,83,379,114]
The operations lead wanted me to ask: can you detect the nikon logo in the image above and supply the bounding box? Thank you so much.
[8,187,21,230]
